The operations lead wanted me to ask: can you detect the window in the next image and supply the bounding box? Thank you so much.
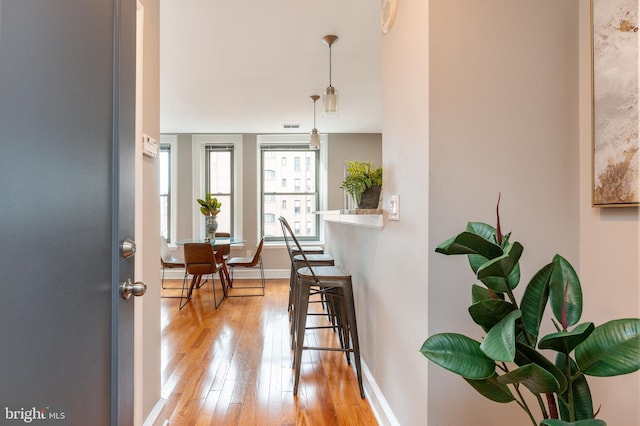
[205,144,234,233]
[159,134,178,243]
[159,144,171,241]
[192,134,243,239]
[259,137,321,241]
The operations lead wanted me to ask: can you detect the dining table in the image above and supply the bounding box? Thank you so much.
[176,237,246,301]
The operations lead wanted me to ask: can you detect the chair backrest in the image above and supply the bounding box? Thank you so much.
[214,232,231,257]
[248,236,265,266]
[183,243,219,275]
[278,217,319,283]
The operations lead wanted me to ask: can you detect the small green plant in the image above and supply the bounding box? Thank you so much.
[196,193,221,216]
[339,161,383,205]
[420,195,640,426]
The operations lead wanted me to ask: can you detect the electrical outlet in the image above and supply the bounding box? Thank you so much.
[389,195,400,221]
[246,250,252,257]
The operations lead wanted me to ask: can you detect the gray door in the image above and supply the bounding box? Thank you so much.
[0,1,139,425]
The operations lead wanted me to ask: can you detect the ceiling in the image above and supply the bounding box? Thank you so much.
[159,0,383,135]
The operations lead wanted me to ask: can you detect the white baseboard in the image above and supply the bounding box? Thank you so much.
[142,398,166,426]
[362,360,401,426]
[161,267,290,281]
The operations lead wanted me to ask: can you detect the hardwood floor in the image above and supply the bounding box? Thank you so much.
[154,278,378,426]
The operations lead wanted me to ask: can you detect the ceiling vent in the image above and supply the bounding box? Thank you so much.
[283,124,300,129]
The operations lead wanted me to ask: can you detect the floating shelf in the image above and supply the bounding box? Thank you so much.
[315,210,384,229]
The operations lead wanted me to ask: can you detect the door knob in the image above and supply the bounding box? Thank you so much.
[120,279,147,300]
[121,239,137,259]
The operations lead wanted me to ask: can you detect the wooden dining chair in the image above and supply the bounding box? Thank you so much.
[180,243,227,310]
[225,237,266,297]
[161,236,184,298]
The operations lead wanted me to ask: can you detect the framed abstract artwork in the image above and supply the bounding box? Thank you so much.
[591,0,639,206]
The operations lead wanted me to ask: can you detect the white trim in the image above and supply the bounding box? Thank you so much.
[142,398,166,426]
[361,360,401,426]
[160,134,179,243]
[161,267,290,280]
[191,134,244,239]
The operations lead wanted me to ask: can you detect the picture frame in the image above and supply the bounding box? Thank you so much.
[591,0,639,207]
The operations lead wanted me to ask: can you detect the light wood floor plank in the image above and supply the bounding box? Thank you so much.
[155,279,377,425]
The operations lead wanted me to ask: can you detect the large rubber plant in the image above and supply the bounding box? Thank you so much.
[421,195,640,426]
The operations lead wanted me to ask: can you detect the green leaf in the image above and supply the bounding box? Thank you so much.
[516,343,568,393]
[464,373,515,403]
[477,242,523,286]
[465,222,498,244]
[469,253,521,293]
[420,333,495,379]
[550,255,582,327]
[575,318,640,377]
[435,231,503,259]
[520,262,554,343]
[539,323,595,353]
[556,353,594,421]
[480,310,522,362]
[468,299,516,332]
[540,420,606,426]
[497,363,561,394]
[471,284,502,304]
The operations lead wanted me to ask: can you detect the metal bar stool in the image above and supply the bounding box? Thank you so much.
[279,217,364,398]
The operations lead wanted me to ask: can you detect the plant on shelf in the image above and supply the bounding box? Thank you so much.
[420,195,640,426]
[339,160,383,209]
[197,193,222,216]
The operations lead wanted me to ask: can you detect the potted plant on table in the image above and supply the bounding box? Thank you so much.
[196,193,221,240]
[420,195,640,426]
[339,161,383,209]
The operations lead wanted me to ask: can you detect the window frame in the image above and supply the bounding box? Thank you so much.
[257,134,327,243]
[192,134,243,239]
[160,134,178,243]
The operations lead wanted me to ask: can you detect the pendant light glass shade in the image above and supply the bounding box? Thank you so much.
[322,35,339,118]
[323,85,338,118]
[309,95,320,149]
[310,128,320,149]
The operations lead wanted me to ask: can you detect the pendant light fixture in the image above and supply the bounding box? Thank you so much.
[322,34,339,118]
[309,95,320,149]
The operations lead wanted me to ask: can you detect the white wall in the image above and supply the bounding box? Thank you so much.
[324,0,430,424]
[428,0,580,424]
[578,1,640,424]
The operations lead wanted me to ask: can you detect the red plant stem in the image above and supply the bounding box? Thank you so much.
[496,193,503,244]
[546,393,559,419]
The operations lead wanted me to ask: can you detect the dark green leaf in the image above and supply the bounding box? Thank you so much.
[471,284,503,304]
[539,323,595,353]
[465,222,497,242]
[435,231,503,259]
[469,254,521,293]
[516,343,567,393]
[576,318,640,377]
[550,255,582,327]
[520,262,554,344]
[556,353,594,421]
[480,310,522,362]
[477,242,523,284]
[420,333,495,379]
[540,420,606,426]
[469,299,516,332]
[464,373,515,403]
[497,363,561,394]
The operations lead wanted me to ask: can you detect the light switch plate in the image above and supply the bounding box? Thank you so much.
[389,195,399,221]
